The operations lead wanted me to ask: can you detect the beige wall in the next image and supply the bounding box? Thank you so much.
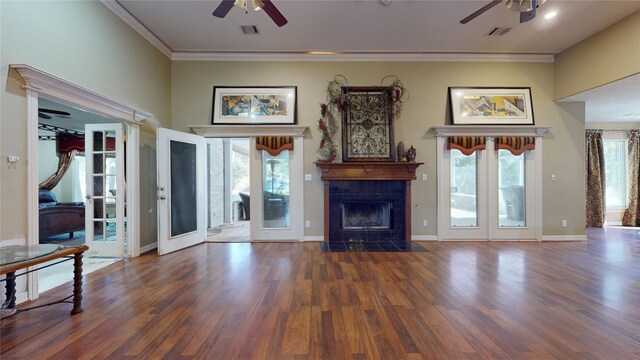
[1,1,170,246]
[554,11,640,100]
[172,61,586,237]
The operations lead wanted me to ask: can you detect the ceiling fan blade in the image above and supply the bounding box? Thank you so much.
[213,0,235,18]
[520,0,537,23]
[261,0,288,27]
[460,0,503,24]
[38,108,71,116]
[38,112,52,120]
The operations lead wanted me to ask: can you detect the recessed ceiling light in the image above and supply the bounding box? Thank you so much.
[545,11,557,19]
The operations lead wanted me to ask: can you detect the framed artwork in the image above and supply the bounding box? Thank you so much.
[449,87,534,125]
[212,86,297,125]
[341,86,395,162]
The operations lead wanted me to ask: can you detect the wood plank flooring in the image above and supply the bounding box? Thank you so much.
[2,227,640,359]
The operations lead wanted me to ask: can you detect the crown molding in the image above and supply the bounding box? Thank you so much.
[10,64,153,123]
[171,52,555,63]
[101,0,173,59]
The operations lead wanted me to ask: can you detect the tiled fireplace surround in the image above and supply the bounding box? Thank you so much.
[316,162,422,250]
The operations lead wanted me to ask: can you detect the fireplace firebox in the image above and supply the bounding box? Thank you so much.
[341,201,392,230]
[316,162,423,251]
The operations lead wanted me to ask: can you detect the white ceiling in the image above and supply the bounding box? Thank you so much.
[562,73,640,123]
[109,0,640,123]
[39,98,118,134]
[116,0,640,55]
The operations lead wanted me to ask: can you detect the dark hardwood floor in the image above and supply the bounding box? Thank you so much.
[2,227,640,359]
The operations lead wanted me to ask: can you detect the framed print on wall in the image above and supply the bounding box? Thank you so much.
[449,87,534,125]
[212,86,297,125]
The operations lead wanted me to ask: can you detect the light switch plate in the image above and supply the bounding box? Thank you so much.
[304,174,312,182]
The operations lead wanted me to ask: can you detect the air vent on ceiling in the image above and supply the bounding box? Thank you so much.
[241,25,259,34]
[486,27,511,36]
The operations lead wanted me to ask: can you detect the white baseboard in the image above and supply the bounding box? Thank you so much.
[412,235,439,241]
[542,235,588,241]
[15,291,29,305]
[303,236,324,242]
[140,242,158,254]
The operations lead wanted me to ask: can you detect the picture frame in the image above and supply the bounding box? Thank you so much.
[449,87,534,125]
[211,86,297,125]
[341,86,395,162]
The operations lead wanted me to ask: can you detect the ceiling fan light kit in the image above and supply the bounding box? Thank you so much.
[461,0,548,24]
[213,0,288,27]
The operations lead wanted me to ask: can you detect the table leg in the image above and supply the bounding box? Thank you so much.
[71,252,84,315]
[2,271,17,309]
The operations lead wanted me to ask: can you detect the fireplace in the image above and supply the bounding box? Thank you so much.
[316,162,422,251]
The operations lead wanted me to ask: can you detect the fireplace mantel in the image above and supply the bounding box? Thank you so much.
[316,162,423,181]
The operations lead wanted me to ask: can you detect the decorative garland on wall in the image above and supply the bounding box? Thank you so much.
[317,75,409,162]
[316,103,338,162]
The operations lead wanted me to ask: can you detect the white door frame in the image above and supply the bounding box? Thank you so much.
[190,125,309,241]
[433,125,549,242]
[11,64,151,301]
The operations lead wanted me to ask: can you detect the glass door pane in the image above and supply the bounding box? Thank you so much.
[262,150,290,228]
[170,140,198,237]
[498,149,526,227]
[450,149,478,227]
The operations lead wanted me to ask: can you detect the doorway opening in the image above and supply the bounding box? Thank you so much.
[37,98,124,293]
[207,138,251,242]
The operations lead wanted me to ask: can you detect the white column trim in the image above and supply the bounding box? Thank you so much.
[26,87,39,300]
[127,123,141,257]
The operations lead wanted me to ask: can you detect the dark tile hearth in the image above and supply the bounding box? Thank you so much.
[320,241,427,253]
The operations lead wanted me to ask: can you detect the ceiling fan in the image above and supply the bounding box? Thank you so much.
[460,0,547,24]
[38,108,71,120]
[212,0,288,27]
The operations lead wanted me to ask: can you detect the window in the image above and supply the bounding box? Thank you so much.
[603,140,627,209]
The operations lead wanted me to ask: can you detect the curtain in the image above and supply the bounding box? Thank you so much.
[39,150,78,190]
[447,136,486,155]
[585,130,606,227]
[622,130,640,226]
[495,136,536,155]
[255,136,293,156]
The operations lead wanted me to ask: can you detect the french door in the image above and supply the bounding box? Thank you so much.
[249,137,304,241]
[438,136,538,241]
[157,128,207,255]
[84,123,126,257]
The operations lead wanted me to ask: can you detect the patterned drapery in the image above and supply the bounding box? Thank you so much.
[495,136,535,155]
[585,130,606,227]
[39,150,78,190]
[622,130,640,226]
[256,136,293,156]
[447,136,486,156]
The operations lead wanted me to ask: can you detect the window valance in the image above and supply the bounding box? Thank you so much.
[255,136,293,156]
[447,136,486,155]
[495,136,535,155]
[57,133,115,154]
